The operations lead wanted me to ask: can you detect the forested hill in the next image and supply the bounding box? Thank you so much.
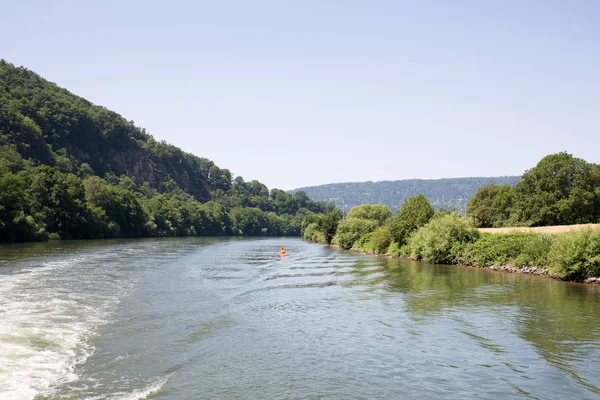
[0,60,333,242]
[292,176,521,214]
[0,60,226,201]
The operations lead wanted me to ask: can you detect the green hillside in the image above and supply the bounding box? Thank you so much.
[292,176,521,214]
[0,60,333,242]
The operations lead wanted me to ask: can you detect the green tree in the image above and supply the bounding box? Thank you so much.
[548,229,600,281]
[270,189,295,214]
[28,166,91,239]
[229,207,268,236]
[408,212,478,264]
[346,204,392,225]
[368,225,394,253]
[0,145,26,173]
[389,194,434,246]
[467,183,513,227]
[511,152,600,226]
[198,201,230,235]
[0,170,46,241]
[335,217,379,249]
[318,211,343,245]
[292,191,310,210]
[83,176,147,237]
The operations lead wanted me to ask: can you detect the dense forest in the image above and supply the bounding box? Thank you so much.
[0,60,334,242]
[292,176,521,214]
[302,152,600,281]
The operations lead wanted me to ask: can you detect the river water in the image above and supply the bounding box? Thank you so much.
[0,237,599,399]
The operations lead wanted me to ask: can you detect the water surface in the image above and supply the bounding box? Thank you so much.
[1,237,599,399]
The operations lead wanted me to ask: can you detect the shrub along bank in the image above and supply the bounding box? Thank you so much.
[303,199,600,282]
[302,153,600,283]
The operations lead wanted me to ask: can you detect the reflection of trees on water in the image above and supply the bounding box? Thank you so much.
[346,257,600,395]
[0,236,237,263]
[512,283,600,395]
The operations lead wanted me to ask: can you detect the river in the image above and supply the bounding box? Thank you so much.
[0,237,599,399]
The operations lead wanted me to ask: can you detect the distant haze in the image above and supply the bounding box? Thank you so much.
[2,1,598,189]
[292,176,522,214]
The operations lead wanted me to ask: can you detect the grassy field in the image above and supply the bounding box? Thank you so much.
[479,224,600,234]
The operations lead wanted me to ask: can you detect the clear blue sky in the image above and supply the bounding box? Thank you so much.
[2,0,599,190]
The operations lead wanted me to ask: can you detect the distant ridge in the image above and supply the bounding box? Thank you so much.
[291,176,521,214]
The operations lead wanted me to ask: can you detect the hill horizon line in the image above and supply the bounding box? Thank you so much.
[291,175,522,192]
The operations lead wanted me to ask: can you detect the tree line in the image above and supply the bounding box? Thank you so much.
[467,152,600,227]
[0,146,333,241]
[0,60,334,242]
[302,152,600,281]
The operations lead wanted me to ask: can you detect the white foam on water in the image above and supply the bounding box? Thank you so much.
[110,374,170,400]
[82,374,171,400]
[0,254,131,400]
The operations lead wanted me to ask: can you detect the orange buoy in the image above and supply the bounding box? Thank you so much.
[280,246,286,255]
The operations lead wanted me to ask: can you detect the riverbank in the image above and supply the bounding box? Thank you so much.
[343,246,600,285]
[305,207,600,284]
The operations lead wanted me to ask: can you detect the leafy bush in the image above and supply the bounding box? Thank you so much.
[303,222,325,243]
[355,232,374,251]
[335,217,378,249]
[457,232,549,267]
[367,225,394,254]
[346,204,392,225]
[407,213,478,264]
[387,241,402,257]
[548,229,600,280]
[512,234,552,268]
[389,194,434,246]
